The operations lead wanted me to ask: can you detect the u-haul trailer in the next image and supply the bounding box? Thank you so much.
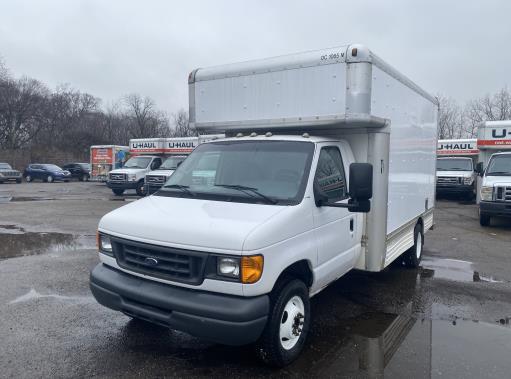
[436,139,478,199]
[90,44,438,366]
[89,145,129,182]
[476,121,511,225]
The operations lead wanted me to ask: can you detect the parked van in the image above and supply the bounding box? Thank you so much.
[90,44,438,366]
[476,121,511,226]
[90,145,129,182]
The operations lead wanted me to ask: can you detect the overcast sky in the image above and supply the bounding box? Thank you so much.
[1,0,509,114]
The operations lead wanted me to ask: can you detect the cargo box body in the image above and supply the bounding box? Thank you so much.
[189,44,438,271]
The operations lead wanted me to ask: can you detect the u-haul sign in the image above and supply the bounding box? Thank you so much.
[129,138,166,154]
[478,122,511,149]
[164,137,199,154]
[437,139,478,156]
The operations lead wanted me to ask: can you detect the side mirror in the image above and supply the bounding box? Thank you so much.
[475,162,484,176]
[313,163,373,213]
[151,161,160,170]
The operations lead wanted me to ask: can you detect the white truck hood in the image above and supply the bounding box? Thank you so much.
[436,170,473,178]
[109,168,147,175]
[482,175,511,187]
[147,169,175,177]
[98,195,292,253]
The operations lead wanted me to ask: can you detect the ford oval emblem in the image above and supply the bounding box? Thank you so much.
[144,257,158,266]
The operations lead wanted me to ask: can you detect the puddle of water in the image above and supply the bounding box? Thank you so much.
[0,232,96,260]
[9,288,94,305]
[282,312,511,378]
[421,257,504,283]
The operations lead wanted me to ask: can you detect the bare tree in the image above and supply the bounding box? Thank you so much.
[437,94,464,139]
[0,76,49,149]
[464,87,511,137]
[171,109,196,137]
[123,93,169,138]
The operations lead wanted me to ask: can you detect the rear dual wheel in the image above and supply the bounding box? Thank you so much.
[403,223,424,268]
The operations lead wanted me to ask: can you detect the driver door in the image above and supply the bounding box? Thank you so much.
[312,144,358,289]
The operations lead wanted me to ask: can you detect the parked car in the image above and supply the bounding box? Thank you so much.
[62,163,91,181]
[23,164,71,183]
[0,163,22,184]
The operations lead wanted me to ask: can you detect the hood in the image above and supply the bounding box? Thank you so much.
[147,169,175,177]
[109,168,147,175]
[482,175,511,187]
[99,196,289,252]
[436,170,473,178]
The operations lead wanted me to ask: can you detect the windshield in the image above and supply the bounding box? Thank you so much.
[437,158,473,171]
[159,157,186,170]
[42,164,62,171]
[123,156,152,169]
[486,155,511,176]
[0,163,12,170]
[156,140,315,205]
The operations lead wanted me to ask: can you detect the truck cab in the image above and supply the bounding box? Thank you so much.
[144,155,187,194]
[107,155,162,196]
[436,157,476,199]
[478,152,511,226]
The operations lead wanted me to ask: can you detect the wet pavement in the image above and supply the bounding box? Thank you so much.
[1,182,511,378]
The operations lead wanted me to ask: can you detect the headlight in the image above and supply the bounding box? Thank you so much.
[0,173,4,177]
[128,174,137,181]
[97,233,113,253]
[463,177,473,185]
[217,257,240,278]
[480,186,493,201]
[215,255,264,283]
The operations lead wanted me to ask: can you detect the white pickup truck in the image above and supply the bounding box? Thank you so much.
[90,44,438,366]
[476,121,511,226]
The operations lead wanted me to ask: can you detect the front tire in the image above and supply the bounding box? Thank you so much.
[81,174,88,182]
[255,278,310,367]
[479,213,490,227]
[112,189,124,196]
[46,175,54,183]
[25,175,32,183]
[403,223,424,268]
[135,181,146,197]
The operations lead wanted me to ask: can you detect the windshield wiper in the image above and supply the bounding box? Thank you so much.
[162,184,195,196]
[215,184,277,204]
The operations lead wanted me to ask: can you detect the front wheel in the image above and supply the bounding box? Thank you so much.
[136,181,146,197]
[403,223,424,268]
[46,175,54,183]
[81,174,88,182]
[112,189,124,196]
[255,279,310,367]
[25,175,32,183]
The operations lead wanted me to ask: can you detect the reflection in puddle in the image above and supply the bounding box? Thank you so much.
[421,257,504,283]
[0,226,96,259]
[286,312,511,378]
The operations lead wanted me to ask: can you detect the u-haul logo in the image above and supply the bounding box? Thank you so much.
[479,128,511,146]
[131,142,157,149]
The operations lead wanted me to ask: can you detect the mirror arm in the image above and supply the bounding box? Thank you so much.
[321,199,359,209]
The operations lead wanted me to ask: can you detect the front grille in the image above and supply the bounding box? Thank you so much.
[2,171,20,178]
[437,176,460,186]
[146,175,166,185]
[112,237,207,285]
[109,173,126,182]
[495,186,511,202]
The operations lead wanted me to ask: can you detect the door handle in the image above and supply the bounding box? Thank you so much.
[350,218,354,232]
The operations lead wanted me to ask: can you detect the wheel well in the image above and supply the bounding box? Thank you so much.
[274,260,313,290]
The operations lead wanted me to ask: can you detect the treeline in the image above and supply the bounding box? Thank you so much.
[0,58,195,155]
[438,87,511,139]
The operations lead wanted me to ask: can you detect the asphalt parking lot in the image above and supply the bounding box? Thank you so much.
[1,182,511,378]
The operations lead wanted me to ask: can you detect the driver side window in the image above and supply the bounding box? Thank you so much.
[314,146,347,202]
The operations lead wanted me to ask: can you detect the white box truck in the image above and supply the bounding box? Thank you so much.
[436,139,478,199]
[475,121,511,225]
[106,138,166,196]
[90,44,438,366]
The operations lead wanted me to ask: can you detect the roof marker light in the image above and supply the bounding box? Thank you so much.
[265,132,272,137]
[236,133,243,138]
[303,133,310,138]
[352,48,358,57]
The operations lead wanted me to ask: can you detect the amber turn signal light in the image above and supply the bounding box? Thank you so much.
[241,255,264,284]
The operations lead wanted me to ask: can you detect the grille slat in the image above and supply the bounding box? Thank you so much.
[146,175,166,184]
[112,238,206,285]
[496,186,511,202]
[109,173,126,182]
[437,176,459,185]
